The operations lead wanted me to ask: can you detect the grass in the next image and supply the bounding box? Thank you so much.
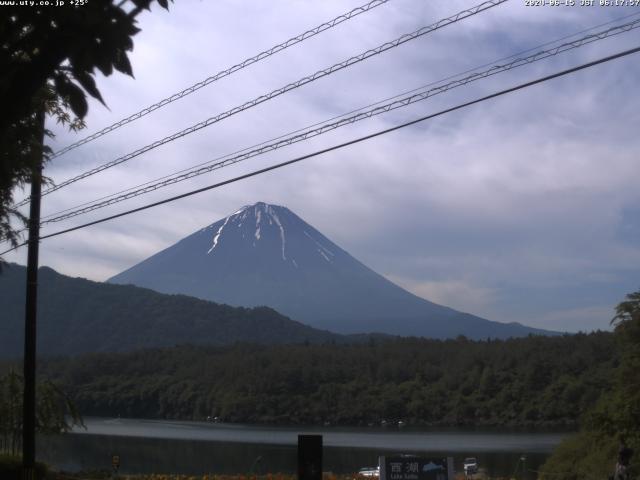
[1,458,507,480]
[49,473,503,480]
[52,475,353,480]
[0,454,49,480]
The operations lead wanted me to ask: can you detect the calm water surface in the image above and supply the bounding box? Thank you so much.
[37,417,570,477]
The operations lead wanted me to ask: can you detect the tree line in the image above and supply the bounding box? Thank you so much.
[0,370,83,456]
[539,290,639,480]
[1,330,616,428]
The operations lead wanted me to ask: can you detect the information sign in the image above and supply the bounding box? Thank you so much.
[378,456,453,480]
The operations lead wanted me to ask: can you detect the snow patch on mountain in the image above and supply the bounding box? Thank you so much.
[255,207,262,240]
[303,230,335,262]
[267,205,287,261]
[318,250,332,263]
[208,216,231,254]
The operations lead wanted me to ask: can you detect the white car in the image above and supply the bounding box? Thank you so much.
[357,466,380,477]
[463,457,478,475]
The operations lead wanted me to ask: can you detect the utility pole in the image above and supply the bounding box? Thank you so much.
[23,108,45,480]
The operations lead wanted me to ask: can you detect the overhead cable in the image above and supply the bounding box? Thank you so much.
[15,0,507,208]
[41,9,640,223]
[49,0,393,160]
[3,43,639,256]
[39,17,640,225]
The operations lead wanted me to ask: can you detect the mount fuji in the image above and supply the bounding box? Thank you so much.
[109,202,553,339]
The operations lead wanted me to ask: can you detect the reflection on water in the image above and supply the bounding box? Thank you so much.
[36,418,567,477]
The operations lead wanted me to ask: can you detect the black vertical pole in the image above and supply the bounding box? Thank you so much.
[297,434,322,480]
[23,109,44,480]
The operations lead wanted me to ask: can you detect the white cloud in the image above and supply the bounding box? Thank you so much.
[4,0,640,331]
[386,275,499,317]
[525,305,615,332]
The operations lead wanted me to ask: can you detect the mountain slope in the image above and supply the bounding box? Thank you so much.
[109,202,555,339]
[0,263,340,358]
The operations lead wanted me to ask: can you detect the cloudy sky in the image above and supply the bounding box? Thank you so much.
[5,0,640,332]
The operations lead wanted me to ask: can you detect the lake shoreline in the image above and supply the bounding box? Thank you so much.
[73,416,578,434]
[67,417,570,452]
[35,417,566,476]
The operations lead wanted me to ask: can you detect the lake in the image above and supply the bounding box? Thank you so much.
[37,417,570,477]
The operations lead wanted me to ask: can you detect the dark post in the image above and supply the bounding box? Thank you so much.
[298,434,322,480]
[23,109,45,480]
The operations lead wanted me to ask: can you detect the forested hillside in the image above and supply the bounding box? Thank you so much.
[0,264,340,357]
[540,290,640,480]
[23,332,616,428]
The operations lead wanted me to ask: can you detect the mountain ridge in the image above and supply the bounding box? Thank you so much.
[0,263,342,359]
[109,202,556,339]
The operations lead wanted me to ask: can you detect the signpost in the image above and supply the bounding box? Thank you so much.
[298,435,322,480]
[112,454,120,477]
[379,456,454,480]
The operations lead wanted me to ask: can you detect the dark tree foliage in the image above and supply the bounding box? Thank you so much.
[0,264,340,357]
[540,290,640,480]
[13,331,617,429]
[0,370,83,456]
[611,290,640,327]
[0,0,171,254]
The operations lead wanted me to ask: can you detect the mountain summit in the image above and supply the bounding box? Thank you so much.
[109,202,553,339]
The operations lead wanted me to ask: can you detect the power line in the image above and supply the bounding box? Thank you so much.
[38,16,640,225]
[345,10,640,110]
[40,16,640,223]
[24,9,640,223]
[30,10,640,228]
[3,44,639,256]
[48,0,393,160]
[44,0,640,215]
[14,0,507,208]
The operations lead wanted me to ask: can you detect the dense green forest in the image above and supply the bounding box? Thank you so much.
[3,331,615,428]
[539,290,639,480]
[0,264,341,358]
